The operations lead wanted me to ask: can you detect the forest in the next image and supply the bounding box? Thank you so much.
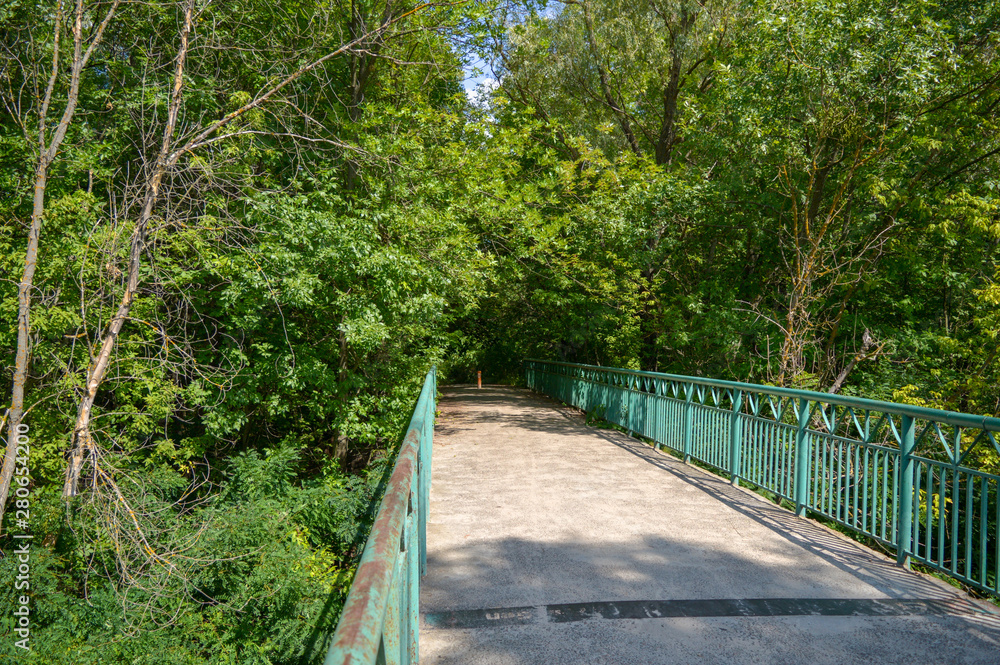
[1,0,998,661]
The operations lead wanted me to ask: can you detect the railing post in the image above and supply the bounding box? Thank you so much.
[729,390,744,486]
[627,376,635,437]
[418,445,426,575]
[794,397,812,517]
[896,415,916,568]
[682,384,694,463]
[419,367,435,577]
[408,488,419,665]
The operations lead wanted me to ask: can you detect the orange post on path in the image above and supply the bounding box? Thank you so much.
[477,371,482,389]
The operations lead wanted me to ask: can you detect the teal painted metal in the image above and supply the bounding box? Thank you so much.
[326,368,436,665]
[897,415,916,568]
[525,359,1000,596]
[682,390,693,463]
[794,398,811,517]
[729,390,744,487]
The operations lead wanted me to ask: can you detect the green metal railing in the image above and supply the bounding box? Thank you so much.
[326,367,436,665]
[526,359,1000,596]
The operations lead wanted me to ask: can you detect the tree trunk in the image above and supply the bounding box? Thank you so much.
[653,8,696,166]
[0,0,120,524]
[64,0,195,497]
[344,0,386,191]
[334,326,350,465]
[574,0,643,155]
[827,329,877,395]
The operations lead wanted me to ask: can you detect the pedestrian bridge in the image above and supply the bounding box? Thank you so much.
[327,362,1000,664]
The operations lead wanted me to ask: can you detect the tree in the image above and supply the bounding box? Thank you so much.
[710,0,1000,387]
[0,0,122,530]
[497,0,740,164]
[58,0,438,495]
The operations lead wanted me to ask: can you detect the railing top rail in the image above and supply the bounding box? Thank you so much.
[526,359,1000,431]
[325,368,435,665]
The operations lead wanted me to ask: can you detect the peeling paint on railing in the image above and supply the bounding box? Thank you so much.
[326,367,435,665]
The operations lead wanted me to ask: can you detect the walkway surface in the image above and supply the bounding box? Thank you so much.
[419,386,1000,665]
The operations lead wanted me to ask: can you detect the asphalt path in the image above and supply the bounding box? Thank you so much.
[420,385,1000,665]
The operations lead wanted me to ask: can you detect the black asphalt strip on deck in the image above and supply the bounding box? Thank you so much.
[422,598,996,629]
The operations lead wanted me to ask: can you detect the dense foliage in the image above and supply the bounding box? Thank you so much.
[1,0,998,661]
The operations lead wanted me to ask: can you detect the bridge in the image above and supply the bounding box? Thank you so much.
[326,362,1000,664]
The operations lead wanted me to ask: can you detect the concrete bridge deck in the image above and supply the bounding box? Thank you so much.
[419,386,1000,665]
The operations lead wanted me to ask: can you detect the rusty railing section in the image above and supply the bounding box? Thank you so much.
[326,367,436,664]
